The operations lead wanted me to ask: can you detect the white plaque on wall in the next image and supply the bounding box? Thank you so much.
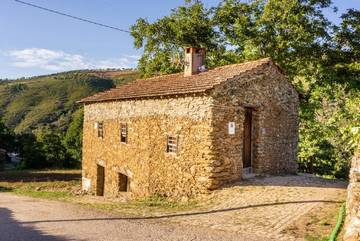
[228,122,235,135]
[82,177,91,191]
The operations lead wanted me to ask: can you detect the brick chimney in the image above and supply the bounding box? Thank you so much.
[184,47,206,76]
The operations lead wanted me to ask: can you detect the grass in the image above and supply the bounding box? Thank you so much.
[0,169,200,216]
[301,203,346,241]
[12,189,71,200]
[304,235,328,241]
[77,194,200,216]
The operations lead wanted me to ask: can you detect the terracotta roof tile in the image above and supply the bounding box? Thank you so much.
[79,58,273,103]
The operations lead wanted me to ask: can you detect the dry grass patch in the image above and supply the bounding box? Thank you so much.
[0,169,201,216]
[282,202,344,241]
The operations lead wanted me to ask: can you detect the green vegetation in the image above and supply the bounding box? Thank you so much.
[0,169,199,215]
[0,70,137,169]
[0,0,359,177]
[0,169,81,200]
[0,72,114,132]
[0,118,15,151]
[131,0,360,178]
[304,235,328,241]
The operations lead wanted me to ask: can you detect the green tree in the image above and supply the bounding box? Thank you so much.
[131,0,360,178]
[63,108,84,163]
[130,0,237,77]
[35,128,70,168]
[17,133,46,169]
[0,118,15,151]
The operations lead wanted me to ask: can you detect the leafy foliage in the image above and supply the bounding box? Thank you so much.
[130,0,237,77]
[63,108,84,162]
[0,72,114,133]
[131,0,360,178]
[0,70,138,168]
[0,118,15,152]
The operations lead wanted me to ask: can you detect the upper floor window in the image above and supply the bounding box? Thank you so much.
[166,136,178,153]
[97,122,104,139]
[120,123,127,143]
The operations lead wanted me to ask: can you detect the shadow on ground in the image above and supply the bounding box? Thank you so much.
[7,199,342,224]
[0,171,81,182]
[0,208,75,241]
[0,186,13,192]
[225,174,348,189]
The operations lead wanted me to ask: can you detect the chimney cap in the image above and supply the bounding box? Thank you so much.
[184,47,206,76]
[185,47,206,53]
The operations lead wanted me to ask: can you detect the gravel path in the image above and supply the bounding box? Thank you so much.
[0,193,258,241]
[170,174,347,241]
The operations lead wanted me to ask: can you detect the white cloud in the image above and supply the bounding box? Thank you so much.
[6,48,138,71]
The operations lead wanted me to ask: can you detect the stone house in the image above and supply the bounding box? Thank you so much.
[79,48,299,198]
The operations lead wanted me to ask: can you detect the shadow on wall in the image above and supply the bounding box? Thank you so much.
[0,208,75,241]
[224,174,348,189]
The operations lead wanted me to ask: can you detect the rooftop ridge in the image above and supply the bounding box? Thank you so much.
[79,57,274,104]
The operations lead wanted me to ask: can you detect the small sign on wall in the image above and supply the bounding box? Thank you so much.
[228,122,235,135]
[82,177,91,191]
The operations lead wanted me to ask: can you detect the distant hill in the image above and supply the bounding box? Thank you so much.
[0,70,139,133]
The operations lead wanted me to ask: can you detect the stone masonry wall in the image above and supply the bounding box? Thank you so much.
[82,63,299,198]
[82,95,215,198]
[344,148,360,241]
[210,64,299,186]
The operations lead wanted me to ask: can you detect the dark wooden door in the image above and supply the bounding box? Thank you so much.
[118,173,128,192]
[243,108,252,169]
[96,165,105,196]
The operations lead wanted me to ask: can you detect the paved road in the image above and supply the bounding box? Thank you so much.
[0,193,259,241]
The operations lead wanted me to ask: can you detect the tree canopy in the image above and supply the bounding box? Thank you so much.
[131,0,360,178]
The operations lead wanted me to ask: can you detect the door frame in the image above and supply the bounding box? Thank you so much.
[242,107,253,174]
[96,164,105,196]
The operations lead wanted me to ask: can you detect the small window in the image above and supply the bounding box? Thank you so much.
[166,136,178,153]
[120,123,127,143]
[97,122,104,138]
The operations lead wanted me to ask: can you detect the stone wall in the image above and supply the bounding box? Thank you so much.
[344,148,360,241]
[210,64,299,186]
[82,63,299,198]
[82,95,215,198]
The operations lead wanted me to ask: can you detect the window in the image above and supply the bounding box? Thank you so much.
[166,136,178,153]
[97,122,104,138]
[120,123,127,143]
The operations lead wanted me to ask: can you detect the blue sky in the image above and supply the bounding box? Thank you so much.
[0,0,359,79]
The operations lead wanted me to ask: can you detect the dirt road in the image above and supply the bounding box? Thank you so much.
[0,193,258,241]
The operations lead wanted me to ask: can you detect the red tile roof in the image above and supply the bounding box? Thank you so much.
[79,58,274,103]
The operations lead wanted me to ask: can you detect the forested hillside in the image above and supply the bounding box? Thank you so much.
[0,70,138,168]
[0,70,138,133]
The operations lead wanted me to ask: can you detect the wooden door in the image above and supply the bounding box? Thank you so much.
[243,108,252,169]
[118,173,128,192]
[96,165,105,196]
